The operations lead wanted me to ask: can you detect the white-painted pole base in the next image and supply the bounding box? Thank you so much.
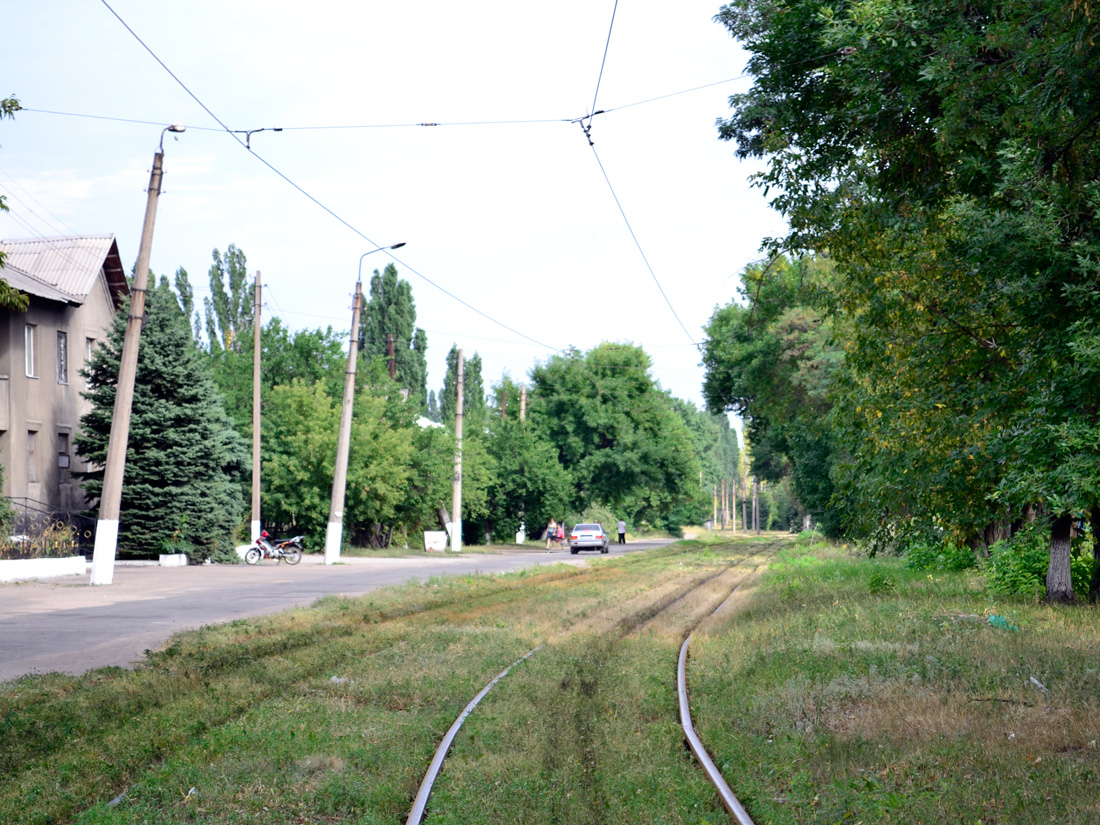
[250,520,260,542]
[324,521,343,565]
[90,519,120,585]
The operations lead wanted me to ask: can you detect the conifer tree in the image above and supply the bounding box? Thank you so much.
[76,279,248,561]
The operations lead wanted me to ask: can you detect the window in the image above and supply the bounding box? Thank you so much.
[58,432,70,483]
[57,331,68,384]
[85,337,95,364]
[24,324,36,377]
[27,431,38,484]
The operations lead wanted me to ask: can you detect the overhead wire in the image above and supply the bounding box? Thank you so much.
[590,0,620,118]
[98,0,557,354]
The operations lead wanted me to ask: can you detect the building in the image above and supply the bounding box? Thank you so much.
[0,235,128,522]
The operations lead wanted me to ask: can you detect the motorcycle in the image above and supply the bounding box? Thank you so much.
[245,531,304,565]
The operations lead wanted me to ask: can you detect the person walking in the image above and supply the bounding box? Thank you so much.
[617,518,626,545]
[546,519,557,551]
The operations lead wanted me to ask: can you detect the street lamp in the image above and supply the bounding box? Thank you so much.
[90,124,186,585]
[357,242,406,281]
[324,242,407,564]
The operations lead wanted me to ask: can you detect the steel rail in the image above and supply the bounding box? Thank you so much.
[406,645,542,825]
[677,569,760,825]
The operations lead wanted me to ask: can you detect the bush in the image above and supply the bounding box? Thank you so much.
[903,540,978,572]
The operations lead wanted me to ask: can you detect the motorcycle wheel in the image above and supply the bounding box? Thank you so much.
[244,547,261,565]
[282,544,302,565]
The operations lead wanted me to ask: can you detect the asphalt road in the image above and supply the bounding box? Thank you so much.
[0,540,672,684]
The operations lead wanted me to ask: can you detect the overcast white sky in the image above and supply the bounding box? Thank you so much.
[1,0,784,410]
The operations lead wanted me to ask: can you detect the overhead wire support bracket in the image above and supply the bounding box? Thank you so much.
[572,110,605,146]
[232,127,284,149]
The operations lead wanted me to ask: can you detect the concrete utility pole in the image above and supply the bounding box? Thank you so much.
[500,388,507,420]
[731,481,737,534]
[91,124,185,586]
[753,478,760,534]
[451,349,464,553]
[720,477,727,530]
[742,479,748,536]
[251,272,262,542]
[519,384,526,422]
[712,484,717,528]
[387,333,395,380]
[325,279,363,564]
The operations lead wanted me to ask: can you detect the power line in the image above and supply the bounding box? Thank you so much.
[98,0,558,354]
[586,145,697,347]
[590,0,621,118]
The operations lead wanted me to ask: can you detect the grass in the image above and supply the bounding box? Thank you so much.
[3,536,1095,824]
[689,541,1100,824]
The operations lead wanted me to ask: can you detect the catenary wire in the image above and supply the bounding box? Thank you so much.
[586,145,698,347]
[590,0,621,118]
[98,0,558,354]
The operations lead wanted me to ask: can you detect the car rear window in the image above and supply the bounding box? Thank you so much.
[575,524,600,531]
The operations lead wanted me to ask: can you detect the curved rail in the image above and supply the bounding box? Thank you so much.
[677,571,759,825]
[406,645,542,825]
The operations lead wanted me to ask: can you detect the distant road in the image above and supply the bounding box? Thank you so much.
[0,540,673,683]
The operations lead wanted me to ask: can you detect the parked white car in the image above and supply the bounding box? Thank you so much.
[569,523,609,554]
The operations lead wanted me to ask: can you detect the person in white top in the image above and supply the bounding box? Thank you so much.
[617,519,626,545]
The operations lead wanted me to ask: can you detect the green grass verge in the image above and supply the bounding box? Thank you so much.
[689,542,1100,824]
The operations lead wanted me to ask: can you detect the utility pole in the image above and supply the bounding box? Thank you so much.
[753,477,760,534]
[712,484,717,528]
[742,478,748,536]
[500,388,507,420]
[731,480,737,534]
[387,333,395,380]
[519,384,526,422]
[91,124,184,586]
[451,350,464,553]
[325,280,363,564]
[720,477,727,530]
[251,271,262,542]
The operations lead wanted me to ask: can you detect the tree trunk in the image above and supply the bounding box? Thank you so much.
[1089,506,1100,604]
[1045,514,1077,604]
[437,503,451,531]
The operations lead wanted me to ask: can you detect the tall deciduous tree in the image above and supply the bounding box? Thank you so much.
[717,0,1100,600]
[76,279,248,560]
[361,263,429,412]
[530,343,698,527]
[439,346,485,428]
[203,244,253,353]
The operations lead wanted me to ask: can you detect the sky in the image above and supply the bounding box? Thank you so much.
[1,0,785,412]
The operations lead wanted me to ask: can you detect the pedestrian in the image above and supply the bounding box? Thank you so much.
[617,518,626,545]
[546,518,557,551]
[555,520,566,549]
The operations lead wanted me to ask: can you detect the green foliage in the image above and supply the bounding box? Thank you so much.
[439,345,485,428]
[987,534,1049,600]
[902,540,978,573]
[76,280,248,561]
[203,244,253,353]
[361,263,429,413]
[529,343,699,525]
[702,255,844,534]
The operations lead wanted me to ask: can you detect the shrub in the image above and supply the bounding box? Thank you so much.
[903,540,978,572]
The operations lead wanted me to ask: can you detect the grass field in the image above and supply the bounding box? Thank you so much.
[2,536,1096,824]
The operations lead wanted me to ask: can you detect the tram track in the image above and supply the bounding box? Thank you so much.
[405,543,778,824]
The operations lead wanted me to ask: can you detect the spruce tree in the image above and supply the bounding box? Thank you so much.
[76,279,248,561]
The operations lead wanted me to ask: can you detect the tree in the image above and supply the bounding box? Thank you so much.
[203,244,253,353]
[703,255,845,535]
[717,0,1100,599]
[260,361,414,548]
[76,279,248,561]
[439,346,485,428]
[361,263,429,412]
[0,95,29,311]
[427,390,441,423]
[529,343,698,527]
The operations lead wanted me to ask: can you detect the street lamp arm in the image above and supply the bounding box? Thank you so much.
[357,242,407,282]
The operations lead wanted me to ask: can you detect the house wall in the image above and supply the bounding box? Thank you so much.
[0,269,117,517]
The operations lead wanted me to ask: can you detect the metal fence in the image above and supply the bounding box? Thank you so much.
[1,497,96,560]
